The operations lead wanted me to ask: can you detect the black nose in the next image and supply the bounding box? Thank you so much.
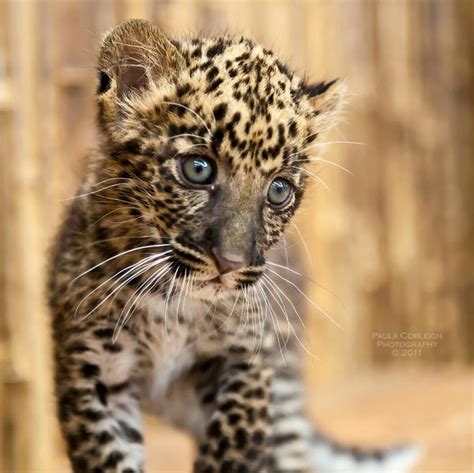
[211,247,246,274]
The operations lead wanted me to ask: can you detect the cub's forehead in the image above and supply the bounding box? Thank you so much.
[160,37,314,173]
[178,37,312,120]
[179,37,300,103]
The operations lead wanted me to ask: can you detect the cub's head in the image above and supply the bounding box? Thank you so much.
[93,19,345,301]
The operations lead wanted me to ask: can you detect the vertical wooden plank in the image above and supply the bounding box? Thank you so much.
[434,0,472,362]
[212,0,253,38]
[252,0,292,59]
[121,0,153,20]
[301,0,372,387]
[55,0,99,190]
[4,0,56,470]
[152,0,199,35]
[0,0,12,467]
[413,0,472,362]
[371,0,417,363]
[335,0,381,373]
[369,0,469,364]
[301,0,336,387]
[454,0,474,361]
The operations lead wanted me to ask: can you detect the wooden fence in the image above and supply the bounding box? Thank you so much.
[0,0,473,471]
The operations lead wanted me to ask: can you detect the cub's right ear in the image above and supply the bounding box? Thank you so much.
[305,78,347,134]
[97,19,184,101]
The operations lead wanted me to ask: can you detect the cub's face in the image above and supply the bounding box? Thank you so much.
[94,20,344,301]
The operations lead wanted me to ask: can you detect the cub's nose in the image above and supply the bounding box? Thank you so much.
[211,247,246,274]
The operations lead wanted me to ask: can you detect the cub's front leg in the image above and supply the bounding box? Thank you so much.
[54,321,144,473]
[193,357,274,473]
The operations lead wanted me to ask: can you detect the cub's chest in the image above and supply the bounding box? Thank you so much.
[147,330,195,398]
[142,296,209,398]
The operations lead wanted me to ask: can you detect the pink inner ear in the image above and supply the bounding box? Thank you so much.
[117,47,150,98]
[117,66,149,98]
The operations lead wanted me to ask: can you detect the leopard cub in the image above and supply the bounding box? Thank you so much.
[49,19,418,473]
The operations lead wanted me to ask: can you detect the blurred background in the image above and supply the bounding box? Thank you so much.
[0,0,473,472]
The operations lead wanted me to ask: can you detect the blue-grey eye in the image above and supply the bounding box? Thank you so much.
[181,156,215,185]
[268,178,293,207]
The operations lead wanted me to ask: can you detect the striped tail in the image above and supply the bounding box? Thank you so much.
[308,429,421,473]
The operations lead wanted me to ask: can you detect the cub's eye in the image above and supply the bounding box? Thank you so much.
[181,155,215,185]
[267,178,293,207]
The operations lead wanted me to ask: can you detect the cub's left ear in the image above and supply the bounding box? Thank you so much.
[98,19,185,100]
[305,79,347,132]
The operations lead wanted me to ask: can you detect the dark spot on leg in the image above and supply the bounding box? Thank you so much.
[104,450,124,468]
[95,382,108,406]
[82,363,100,378]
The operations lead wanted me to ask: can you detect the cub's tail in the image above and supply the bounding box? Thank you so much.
[309,429,421,473]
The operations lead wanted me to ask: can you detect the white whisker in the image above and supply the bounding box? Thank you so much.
[113,262,172,341]
[164,133,211,144]
[266,267,342,330]
[294,167,330,190]
[293,157,352,175]
[288,140,365,159]
[261,275,319,359]
[164,267,179,336]
[291,221,313,270]
[70,244,171,286]
[258,279,288,365]
[78,254,171,320]
[62,182,130,202]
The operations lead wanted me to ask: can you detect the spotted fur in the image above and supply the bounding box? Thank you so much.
[48,20,419,473]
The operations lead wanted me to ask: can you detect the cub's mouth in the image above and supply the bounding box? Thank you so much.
[176,267,265,302]
[206,275,221,284]
[164,239,265,301]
